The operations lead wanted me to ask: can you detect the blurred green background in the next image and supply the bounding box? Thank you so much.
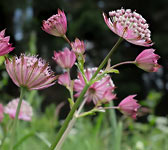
[0,0,168,150]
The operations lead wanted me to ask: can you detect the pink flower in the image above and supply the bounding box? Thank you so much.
[0,29,14,56]
[103,9,153,47]
[74,68,115,104]
[4,98,33,121]
[71,38,85,54]
[53,47,76,69]
[135,49,161,72]
[58,72,71,87]
[5,54,56,90]
[118,95,140,119]
[42,9,67,37]
[0,104,4,122]
[102,88,116,103]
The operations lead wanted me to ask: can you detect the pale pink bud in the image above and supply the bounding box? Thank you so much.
[102,88,116,103]
[103,9,153,47]
[5,54,56,90]
[118,95,140,119]
[53,47,76,69]
[58,72,71,87]
[0,104,4,122]
[71,38,85,54]
[4,98,33,121]
[135,49,161,72]
[42,9,67,37]
[0,29,14,56]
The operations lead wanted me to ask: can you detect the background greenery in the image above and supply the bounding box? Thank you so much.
[0,0,168,149]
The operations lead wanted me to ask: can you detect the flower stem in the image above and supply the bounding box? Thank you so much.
[63,35,71,46]
[48,37,123,150]
[9,87,25,150]
[111,61,135,69]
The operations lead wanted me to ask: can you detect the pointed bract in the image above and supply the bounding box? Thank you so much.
[58,72,71,87]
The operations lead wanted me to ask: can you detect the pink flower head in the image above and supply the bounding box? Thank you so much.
[4,98,33,121]
[135,49,161,72]
[5,54,56,90]
[53,47,76,69]
[118,95,140,119]
[0,104,4,122]
[0,29,14,56]
[74,68,115,104]
[58,72,71,87]
[103,9,153,47]
[71,38,85,54]
[42,9,67,37]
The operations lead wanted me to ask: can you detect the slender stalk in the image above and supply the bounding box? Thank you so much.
[63,35,71,46]
[9,87,25,150]
[48,37,123,150]
[111,61,135,69]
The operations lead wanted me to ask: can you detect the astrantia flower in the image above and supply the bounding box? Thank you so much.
[103,8,153,47]
[118,95,140,119]
[0,104,4,122]
[74,68,115,104]
[4,98,33,121]
[58,72,71,87]
[5,54,56,90]
[42,9,67,37]
[135,49,161,72]
[53,47,76,69]
[0,29,14,56]
[71,38,85,54]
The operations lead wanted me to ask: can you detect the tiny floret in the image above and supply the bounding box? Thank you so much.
[42,9,67,37]
[58,72,71,87]
[53,47,76,69]
[5,54,56,90]
[103,8,153,47]
[0,29,14,56]
[4,98,33,121]
[135,49,161,72]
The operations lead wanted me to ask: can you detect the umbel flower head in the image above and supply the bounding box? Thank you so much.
[135,49,161,72]
[118,95,140,119]
[4,98,33,121]
[53,47,76,69]
[103,8,153,47]
[71,38,85,54]
[0,29,14,56]
[74,68,115,104]
[0,104,4,122]
[42,9,67,37]
[5,54,56,90]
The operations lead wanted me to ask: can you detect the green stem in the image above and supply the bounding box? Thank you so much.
[9,87,25,150]
[111,61,135,69]
[48,37,123,150]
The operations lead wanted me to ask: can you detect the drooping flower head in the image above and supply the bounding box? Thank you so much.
[58,72,71,87]
[103,8,153,47]
[135,49,161,72]
[71,38,85,54]
[0,104,4,122]
[4,98,33,121]
[0,29,14,56]
[5,54,56,90]
[74,68,115,104]
[118,95,140,119]
[42,9,67,37]
[53,47,76,69]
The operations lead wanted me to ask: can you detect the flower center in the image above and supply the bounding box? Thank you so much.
[89,87,96,94]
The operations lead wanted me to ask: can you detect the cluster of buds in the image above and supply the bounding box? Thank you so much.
[103,8,153,46]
